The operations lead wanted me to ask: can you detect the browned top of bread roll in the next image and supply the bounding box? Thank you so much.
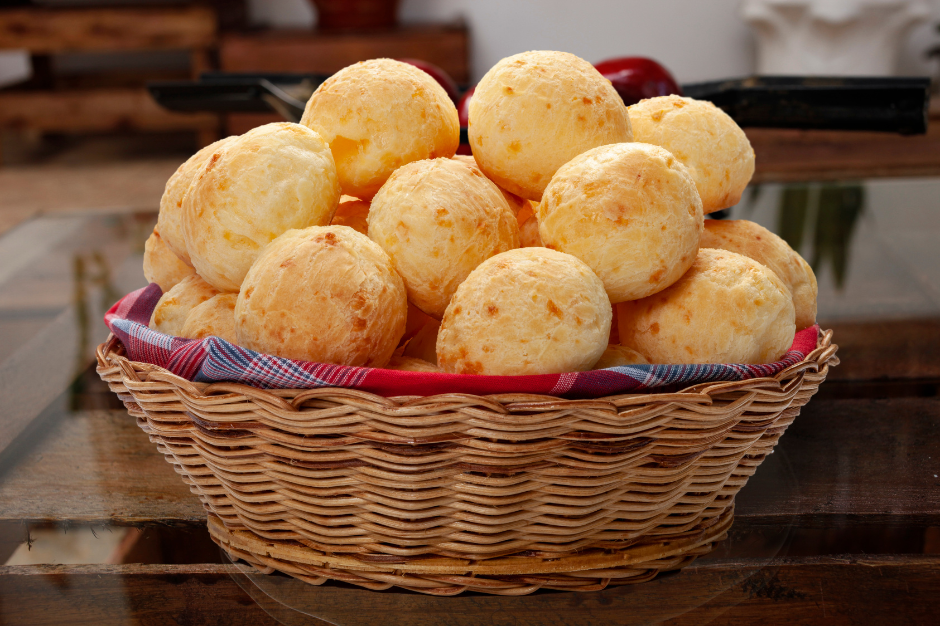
[701,219,817,330]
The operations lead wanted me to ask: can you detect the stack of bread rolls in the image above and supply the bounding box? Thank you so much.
[145,52,817,376]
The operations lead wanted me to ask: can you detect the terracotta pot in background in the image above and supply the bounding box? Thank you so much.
[311,0,400,30]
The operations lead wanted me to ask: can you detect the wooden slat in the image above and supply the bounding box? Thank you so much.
[226,112,283,136]
[0,409,204,526]
[0,557,938,625]
[0,163,174,237]
[0,6,217,53]
[740,396,940,525]
[823,318,940,382]
[0,89,219,133]
[0,306,89,466]
[220,25,470,84]
[749,101,940,182]
[0,564,284,626]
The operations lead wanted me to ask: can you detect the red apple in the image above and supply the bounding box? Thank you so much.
[396,58,460,104]
[457,85,474,127]
[456,85,474,154]
[594,57,682,107]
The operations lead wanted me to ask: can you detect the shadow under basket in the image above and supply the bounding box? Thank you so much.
[96,330,838,596]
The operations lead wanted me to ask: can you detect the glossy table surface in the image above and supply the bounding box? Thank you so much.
[0,176,938,625]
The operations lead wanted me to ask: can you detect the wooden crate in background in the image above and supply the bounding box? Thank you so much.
[0,5,221,156]
[220,24,469,135]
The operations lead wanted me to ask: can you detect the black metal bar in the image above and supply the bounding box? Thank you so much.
[148,74,931,135]
[681,76,930,135]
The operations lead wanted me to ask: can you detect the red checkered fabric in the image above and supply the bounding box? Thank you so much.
[105,284,820,398]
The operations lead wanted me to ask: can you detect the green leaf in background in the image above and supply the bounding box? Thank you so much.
[742,184,763,217]
[777,185,810,255]
[811,184,865,290]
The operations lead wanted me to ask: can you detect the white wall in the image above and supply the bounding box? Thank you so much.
[398,0,755,83]
[233,0,939,84]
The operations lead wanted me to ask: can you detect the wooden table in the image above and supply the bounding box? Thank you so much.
[0,189,938,623]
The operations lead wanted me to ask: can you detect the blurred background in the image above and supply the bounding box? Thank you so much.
[1,0,939,581]
[0,0,938,170]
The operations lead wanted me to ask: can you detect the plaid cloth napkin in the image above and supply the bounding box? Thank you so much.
[104,283,820,398]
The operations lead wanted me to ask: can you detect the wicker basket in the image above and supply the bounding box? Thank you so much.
[96,329,838,596]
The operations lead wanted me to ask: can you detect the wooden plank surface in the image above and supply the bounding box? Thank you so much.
[1,556,938,626]
[0,306,93,466]
[749,102,940,182]
[0,6,217,53]
[823,318,940,382]
[743,395,940,521]
[220,25,470,84]
[0,89,219,133]
[0,409,204,526]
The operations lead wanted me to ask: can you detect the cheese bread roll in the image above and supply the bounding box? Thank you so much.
[179,293,238,344]
[149,274,220,337]
[331,195,370,235]
[368,158,519,319]
[469,50,632,201]
[183,123,340,292]
[451,154,527,217]
[157,136,237,266]
[538,142,703,303]
[301,59,459,200]
[702,219,817,330]
[437,248,611,375]
[235,226,406,367]
[143,228,195,293]
[628,96,754,213]
[617,248,795,364]
[594,344,650,369]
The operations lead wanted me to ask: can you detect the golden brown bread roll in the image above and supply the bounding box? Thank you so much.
[402,302,434,344]
[385,355,442,372]
[437,248,611,375]
[157,136,236,266]
[518,212,543,248]
[149,274,220,337]
[628,96,755,214]
[179,293,237,343]
[469,50,632,201]
[538,142,703,303]
[594,344,650,368]
[301,59,459,200]
[143,228,195,293]
[617,248,795,364]
[701,219,817,330]
[402,316,441,365]
[235,226,407,367]
[368,158,519,319]
[330,195,370,235]
[515,201,535,228]
[451,154,527,217]
[183,123,341,293]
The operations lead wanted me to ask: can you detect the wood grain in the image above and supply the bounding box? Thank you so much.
[0,6,217,53]
[743,396,940,525]
[219,25,470,83]
[0,409,205,526]
[822,318,940,382]
[0,557,938,626]
[0,89,219,134]
[749,101,940,182]
[0,307,87,464]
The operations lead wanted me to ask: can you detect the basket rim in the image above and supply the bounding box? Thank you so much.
[96,328,838,407]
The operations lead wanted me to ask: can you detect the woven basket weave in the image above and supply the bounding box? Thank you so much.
[96,329,838,596]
